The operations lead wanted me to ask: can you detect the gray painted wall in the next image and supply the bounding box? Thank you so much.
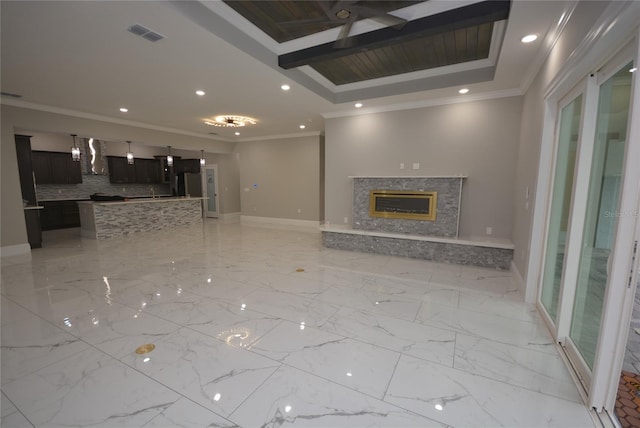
[324,97,523,239]
[511,0,612,278]
[237,135,322,222]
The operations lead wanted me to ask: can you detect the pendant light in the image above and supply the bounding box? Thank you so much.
[126,141,134,165]
[70,134,80,161]
[200,150,206,166]
[166,145,173,166]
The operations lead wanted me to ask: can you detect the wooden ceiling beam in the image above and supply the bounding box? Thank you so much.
[278,1,510,70]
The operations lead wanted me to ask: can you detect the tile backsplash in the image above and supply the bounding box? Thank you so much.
[36,174,170,201]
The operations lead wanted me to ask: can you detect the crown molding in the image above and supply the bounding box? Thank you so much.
[321,87,523,119]
[519,0,579,94]
[1,98,234,143]
[236,130,322,142]
[544,0,640,99]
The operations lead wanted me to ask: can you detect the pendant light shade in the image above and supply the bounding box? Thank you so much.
[126,141,134,165]
[200,150,206,166]
[70,134,80,161]
[166,146,173,166]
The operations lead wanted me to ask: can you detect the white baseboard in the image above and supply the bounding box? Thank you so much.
[1,243,31,258]
[510,260,527,300]
[240,215,321,231]
[219,212,241,223]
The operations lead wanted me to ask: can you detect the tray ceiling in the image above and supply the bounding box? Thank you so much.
[216,0,511,100]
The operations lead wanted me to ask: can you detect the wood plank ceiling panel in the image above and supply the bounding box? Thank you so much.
[224,0,421,43]
[311,23,494,85]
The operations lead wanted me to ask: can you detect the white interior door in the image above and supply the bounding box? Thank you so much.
[203,165,219,218]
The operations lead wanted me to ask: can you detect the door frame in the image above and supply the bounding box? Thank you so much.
[591,38,640,411]
[528,14,640,412]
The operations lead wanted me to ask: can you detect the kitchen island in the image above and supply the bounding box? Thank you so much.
[78,197,206,239]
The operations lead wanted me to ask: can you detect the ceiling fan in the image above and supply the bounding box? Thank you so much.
[281,1,409,48]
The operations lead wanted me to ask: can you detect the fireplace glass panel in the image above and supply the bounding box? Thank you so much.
[369,190,437,221]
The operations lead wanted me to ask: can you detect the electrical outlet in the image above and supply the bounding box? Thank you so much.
[400,163,405,169]
[344,217,348,224]
[297,208,301,214]
[412,163,420,170]
[486,227,493,235]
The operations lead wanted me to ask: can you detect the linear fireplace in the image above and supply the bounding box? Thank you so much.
[321,175,514,270]
[369,190,437,221]
[352,176,463,237]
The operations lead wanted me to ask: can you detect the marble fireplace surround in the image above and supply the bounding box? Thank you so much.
[322,176,514,270]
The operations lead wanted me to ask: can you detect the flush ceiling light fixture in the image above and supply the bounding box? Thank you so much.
[70,134,80,161]
[281,84,290,91]
[203,115,257,128]
[458,88,470,94]
[126,141,134,165]
[354,102,363,108]
[166,145,173,166]
[195,90,205,96]
[119,107,128,113]
[521,34,538,43]
[200,150,206,166]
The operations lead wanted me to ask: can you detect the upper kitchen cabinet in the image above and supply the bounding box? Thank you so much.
[32,151,82,185]
[134,158,162,184]
[108,156,161,184]
[175,158,202,174]
[107,156,136,183]
[31,151,53,184]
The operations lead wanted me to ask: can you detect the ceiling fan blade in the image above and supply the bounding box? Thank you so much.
[370,13,408,30]
[334,21,354,48]
[354,5,408,29]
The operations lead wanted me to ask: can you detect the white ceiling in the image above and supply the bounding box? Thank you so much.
[1,1,572,144]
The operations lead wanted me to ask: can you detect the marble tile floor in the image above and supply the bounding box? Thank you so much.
[0,222,596,427]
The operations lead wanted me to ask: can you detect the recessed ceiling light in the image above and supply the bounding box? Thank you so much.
[119,107,128,113]
[195,90,205,96]
[235,131,240,136]
[299,124,306,129]
[521,34,538,43]
[458,88,469,94]
[281,84,290,91]
[354,103,363,108]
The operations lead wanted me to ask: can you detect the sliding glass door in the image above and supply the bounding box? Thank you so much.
[538,53,636,400]
[564,62,634,380]
[540,92,583,323]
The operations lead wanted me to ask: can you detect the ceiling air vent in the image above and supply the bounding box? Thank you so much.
[127,24,165,42]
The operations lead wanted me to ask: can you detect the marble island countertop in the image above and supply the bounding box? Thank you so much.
[77,196,207,206]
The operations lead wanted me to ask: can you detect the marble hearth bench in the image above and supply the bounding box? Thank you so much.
[321,225,514,270]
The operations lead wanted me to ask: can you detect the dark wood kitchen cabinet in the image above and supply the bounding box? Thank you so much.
[134,158,162,183]
[32,151,82,185]
[107,156,136,183]
[108,156,161,184]
[40,200,81,230]
[31,151,53,184]
[175,158,201,174]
